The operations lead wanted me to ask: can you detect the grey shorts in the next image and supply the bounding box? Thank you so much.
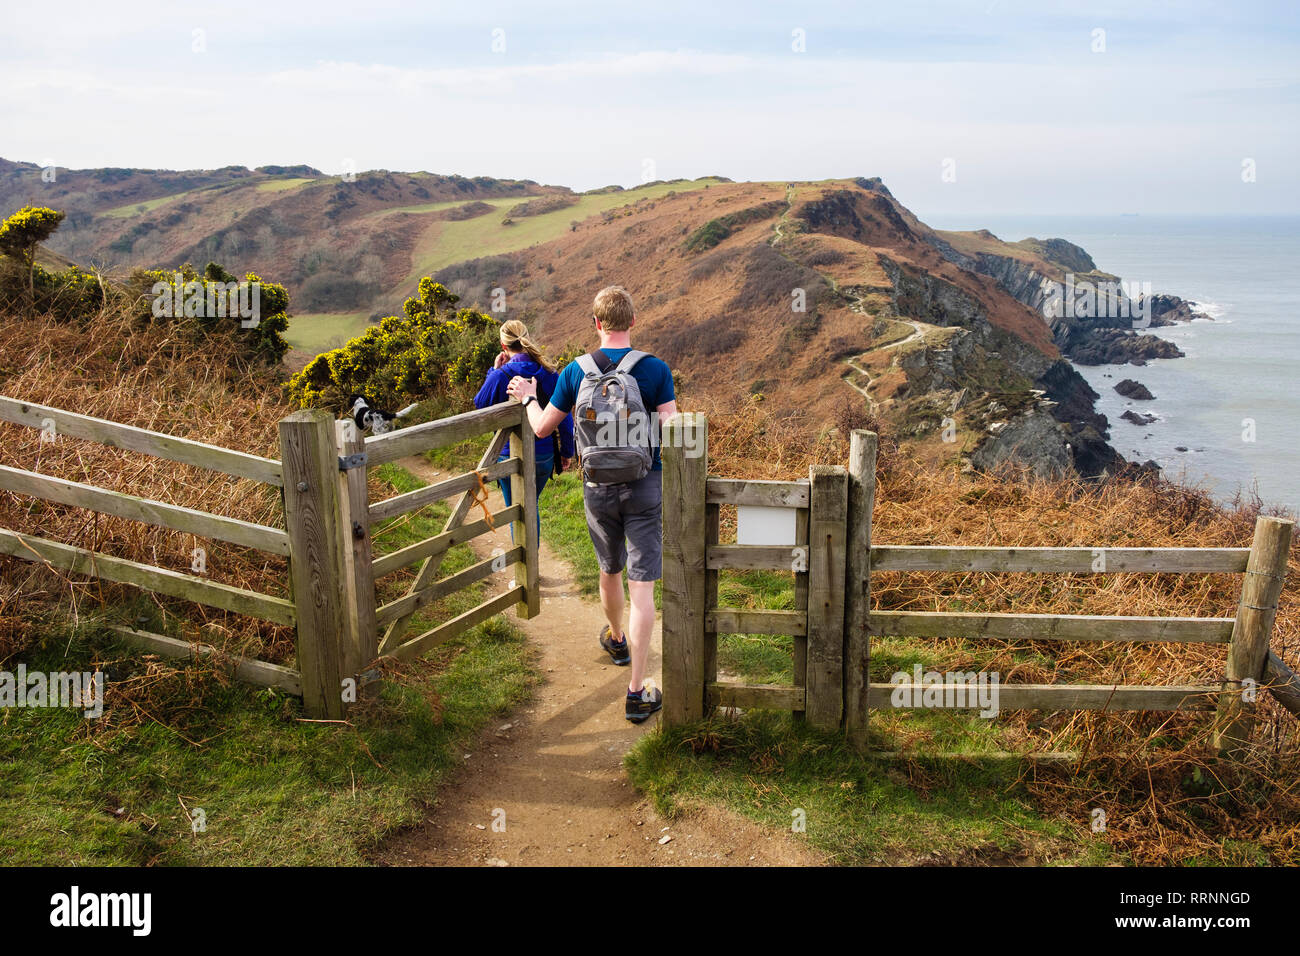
[582,471,663,582]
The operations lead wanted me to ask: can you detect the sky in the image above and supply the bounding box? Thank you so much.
[2,0,1298,216]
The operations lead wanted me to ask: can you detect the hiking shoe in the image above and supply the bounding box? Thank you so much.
[625,685,663,723]
[599,624,631,666]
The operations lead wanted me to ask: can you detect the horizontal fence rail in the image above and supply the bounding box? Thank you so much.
[110,625,303,696]
[867,683,1222,712]
[869,611,1237,644]
[0,464,289,555]
[372,504,521,577]
[707,544,807,572]
[364,402,524,466]
[382,585,525,662]
[870,545,1251,574]
[706,478,809,508]
[708,681,806,711]
[706,609,807,636]
[375,545,524,626]
[0,395,284,486]
[368,456,520,522]
[0,529,295,625]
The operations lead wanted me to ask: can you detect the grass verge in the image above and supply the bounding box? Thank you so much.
[624,712,1111,865]
[0,463,538,865]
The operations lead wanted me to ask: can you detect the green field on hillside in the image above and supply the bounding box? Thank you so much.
[101,191,193,219]
[287,178,723,357]
[285,310,371,353]
[402,177,719,284]
[256,177,319,192]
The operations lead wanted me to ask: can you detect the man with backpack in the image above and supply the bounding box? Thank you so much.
[506,286,677,723]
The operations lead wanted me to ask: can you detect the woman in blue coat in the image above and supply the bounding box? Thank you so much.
[473,319,574,538]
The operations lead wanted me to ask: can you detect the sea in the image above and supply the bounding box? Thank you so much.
[920,214,1300,514]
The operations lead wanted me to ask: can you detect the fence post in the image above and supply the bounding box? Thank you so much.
[792,506,809,723]
[510,409,540,619]
[335,420,377,681]
[662,412,708,724]
[806,464,848,730]
[1213,515,1294,756]
[703,491,720,709]
[280,409,350,720]
[844,431,877,747]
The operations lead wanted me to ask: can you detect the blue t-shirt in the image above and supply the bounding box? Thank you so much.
[549,348,675,470]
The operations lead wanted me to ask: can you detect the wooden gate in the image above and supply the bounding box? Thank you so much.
[0,396,540,720]
[660,412,1296,759]
[360,402,540,663]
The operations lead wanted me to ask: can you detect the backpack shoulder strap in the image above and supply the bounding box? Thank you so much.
[614,349,648,373]
[576,353,604,377]
[588,349,616,374]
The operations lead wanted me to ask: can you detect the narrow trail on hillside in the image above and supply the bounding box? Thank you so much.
[372,455,825,867]
[769,186,936,414]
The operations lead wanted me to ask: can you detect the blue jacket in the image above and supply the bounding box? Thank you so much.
[473,357,575,461]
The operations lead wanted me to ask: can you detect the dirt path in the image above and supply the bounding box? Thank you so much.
[770,185,934,414]
[373,456,826,867]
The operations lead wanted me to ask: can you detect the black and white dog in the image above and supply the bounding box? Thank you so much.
[346,395,419,435]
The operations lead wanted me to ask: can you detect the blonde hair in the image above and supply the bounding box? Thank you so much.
[499,319,556,372]
[592,286,635,332]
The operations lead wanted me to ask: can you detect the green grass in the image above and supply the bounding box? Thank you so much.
[284,311,371,354]
[255,177,318,193]
[0,463,538,865]
[624,713,1112,865]
[537,471,602,596]
[101,191,194,219]
[400,178,720,289]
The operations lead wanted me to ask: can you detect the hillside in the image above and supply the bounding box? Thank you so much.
[4,156,1208,478]
[425,177,1142,478]
[0,157,728,328]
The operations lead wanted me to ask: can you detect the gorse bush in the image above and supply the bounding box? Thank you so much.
[124,261,291,364]
[682,200,786,253]
[0,205,65,307]
[0,258,109,321]
[286,277,500,412]
[0,206,290,365]
[0,206,111,320]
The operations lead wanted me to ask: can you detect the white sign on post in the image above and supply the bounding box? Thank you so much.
[737,505,797,547]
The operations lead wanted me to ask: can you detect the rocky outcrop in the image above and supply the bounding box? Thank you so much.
[970,408,1074,480]
[1146,293,1211,327]
[1015,237,1098,274]
[1115,379,1155,400]
[877,257,1128,479]
[927,240,1201,367]
[1060,327,1184,365]
[1121,410,1158,426]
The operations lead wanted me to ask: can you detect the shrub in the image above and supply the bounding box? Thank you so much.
[285,278,499,412]
[505,195,577,218]
[0,206,65,309]
[731,244,831,313]
[124,262,290,364]
[682,201,785,253]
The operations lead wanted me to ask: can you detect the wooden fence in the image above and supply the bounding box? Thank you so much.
[0,395,539,719]
[661,413,1296,758]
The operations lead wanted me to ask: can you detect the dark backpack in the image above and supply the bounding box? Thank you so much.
[572,349,654,484]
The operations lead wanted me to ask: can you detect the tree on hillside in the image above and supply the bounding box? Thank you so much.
[0,206,66,311]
